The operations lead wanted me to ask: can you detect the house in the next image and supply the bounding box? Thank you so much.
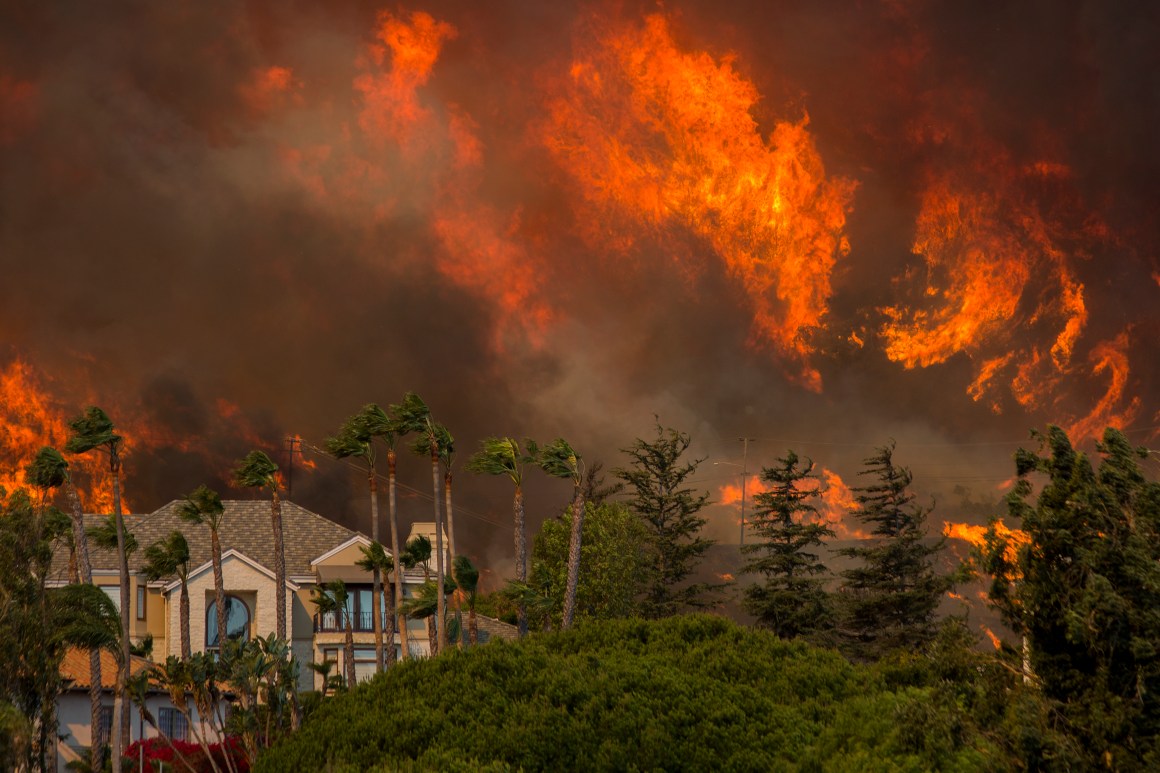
[49,498,515,766]
[50,500,455,682]
[55,648,227,772]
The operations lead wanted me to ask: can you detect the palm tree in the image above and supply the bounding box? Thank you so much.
[453,555,480,646]
[391,393,449,654]
[311,581,355,687]
[466,437,539,637]
[141,531,192,658]
[398,580,451,652]
[27,447,104,772]
[539,438,586,629]
[355,541,395,666]
[380,420,410,662]
[178,485,228,661]
[232,451,286,639]
[326,404,394,672]
[66,405,131,763]
[400,535,440,654]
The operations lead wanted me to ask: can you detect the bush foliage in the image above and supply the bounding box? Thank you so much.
[256,615,1044,772]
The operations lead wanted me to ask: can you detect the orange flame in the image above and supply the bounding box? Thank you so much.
[543,14,856,389]
[0,359,123,511]
[942,518,1029,566]
[1064,331,1140,441]
[355,11,457,150]
[982,626,1002,650]
[718,467,866,539]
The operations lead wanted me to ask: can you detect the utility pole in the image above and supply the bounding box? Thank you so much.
[739,437,755,547]
[284,436,300,499]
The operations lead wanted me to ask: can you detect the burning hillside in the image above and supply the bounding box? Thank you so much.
[1,1,1157,552]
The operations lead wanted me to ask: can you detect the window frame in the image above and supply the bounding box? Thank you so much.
[205,594,251,651]
[136,585,146,621]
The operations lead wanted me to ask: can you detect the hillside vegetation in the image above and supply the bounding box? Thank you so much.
[257,615,1060,772]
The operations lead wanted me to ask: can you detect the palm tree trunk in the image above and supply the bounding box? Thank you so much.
[344,611,356,687]
[111,450,130,765]
[369,472,384,673]
[271,488,286,640]
[383,576,396,667]
[212,529,227,655]
[431,450,447,654]
[468,606,478,646]
[444,470,456,565]
[514,486,528,638]
[180,579,191,659]
[66,480,104,771]
[388,451,409,660]
[562,488,587,629]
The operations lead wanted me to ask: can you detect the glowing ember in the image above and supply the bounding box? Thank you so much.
[544,13,856,389]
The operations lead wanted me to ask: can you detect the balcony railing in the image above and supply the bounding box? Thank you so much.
[313,611,374,633]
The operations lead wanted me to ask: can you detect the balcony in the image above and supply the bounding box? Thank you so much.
[313,611,374,633]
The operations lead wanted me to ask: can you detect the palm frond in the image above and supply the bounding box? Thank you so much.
[538,437,582,482]
[64,406,121,454]
[388,392,431,436]
[177,484,224,527]
[356,541,393,573]
[88,514,137,555]
[23,446,68,491]
[232,450,279,490]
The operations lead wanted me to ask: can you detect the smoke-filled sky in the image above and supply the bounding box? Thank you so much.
[2,0,1159,568]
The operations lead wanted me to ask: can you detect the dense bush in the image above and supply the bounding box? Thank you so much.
[257,616,1027,772]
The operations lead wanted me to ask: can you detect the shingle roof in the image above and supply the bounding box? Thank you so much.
[474,615,519,643]
[60,648,155,690]
[50,500,360,582]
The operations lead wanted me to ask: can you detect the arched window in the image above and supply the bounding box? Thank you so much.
[206,596,250,650]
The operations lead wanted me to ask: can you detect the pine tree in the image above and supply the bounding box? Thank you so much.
[614,421,719,618]
[743,451,835,642]
[837,442,948,660]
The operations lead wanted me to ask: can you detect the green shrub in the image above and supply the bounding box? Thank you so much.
[257,616,1021,772]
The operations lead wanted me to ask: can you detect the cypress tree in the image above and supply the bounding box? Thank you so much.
[743,451,835,642]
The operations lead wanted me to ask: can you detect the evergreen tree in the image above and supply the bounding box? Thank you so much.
[837,442,948,660]
[743,451,835,642]
[614,421,719,618]
[982,426,1160,769]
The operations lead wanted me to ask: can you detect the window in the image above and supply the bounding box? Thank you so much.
[96,706,112,747]
[136,586,146,621]
[101,586,120,613]
[315,585,376,632]
[322,648,379,684]
[158,707,188,741]
[205,596,250,650]
[353,647,377,683]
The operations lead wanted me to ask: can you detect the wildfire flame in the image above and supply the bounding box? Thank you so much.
[0,359,121,511]
[543,14,856,389]
[943,518,1029,568]
[880,100,1137,438]
[718,466,866,539]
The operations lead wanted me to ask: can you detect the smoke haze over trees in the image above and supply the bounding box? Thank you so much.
[1,1,1159,570]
